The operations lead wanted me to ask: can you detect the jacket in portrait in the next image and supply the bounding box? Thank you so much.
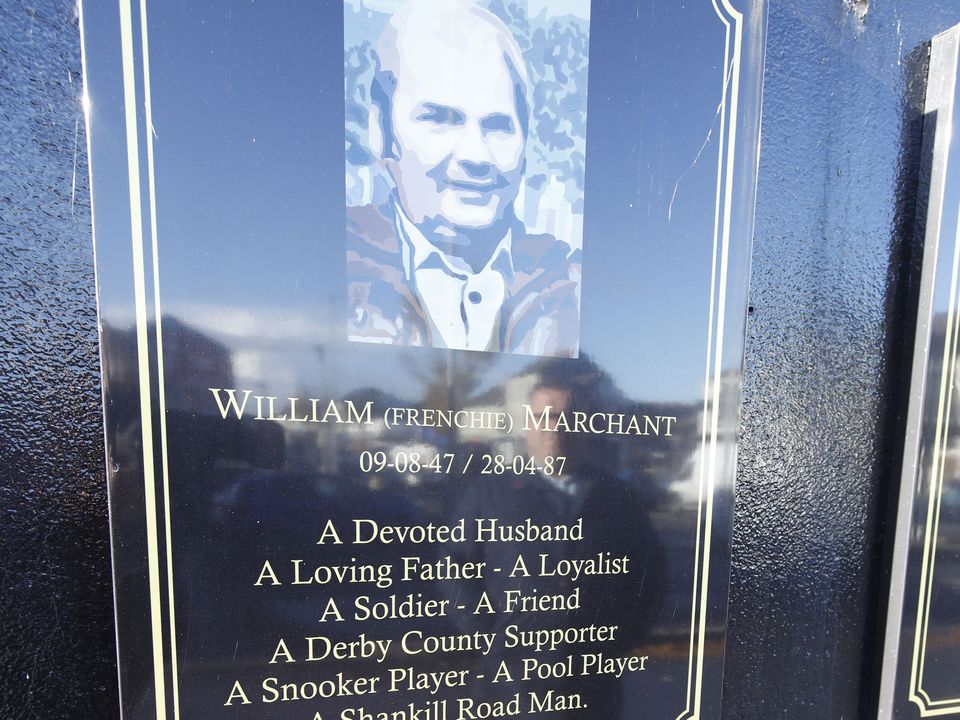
[346,202,581,357]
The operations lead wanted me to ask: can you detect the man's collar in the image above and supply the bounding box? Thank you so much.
[393,200,515,283]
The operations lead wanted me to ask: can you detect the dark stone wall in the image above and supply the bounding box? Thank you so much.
[3,1,960,718]
[726,1,960,718]
[0,2,117,719]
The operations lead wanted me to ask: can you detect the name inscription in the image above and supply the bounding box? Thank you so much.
[208,389,676,438]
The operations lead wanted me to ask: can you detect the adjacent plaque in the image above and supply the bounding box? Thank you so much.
[80,2,765,719]
[880,23,960,720]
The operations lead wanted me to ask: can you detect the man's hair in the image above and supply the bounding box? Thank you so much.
[529,356,608,412]
[371,0,531,160]
[526,355,621,474]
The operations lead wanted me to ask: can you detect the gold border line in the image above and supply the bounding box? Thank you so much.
[910,195,960,716]
[121,1,750,718]
[118,0,167,716]
[138,0,181,717]
[924,222,960,706]
[680,8,728,713]
[698,0,743,714]
[883,26,960,719]
[677,2,743,719]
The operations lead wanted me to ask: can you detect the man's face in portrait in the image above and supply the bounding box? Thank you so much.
[379,7,527,237]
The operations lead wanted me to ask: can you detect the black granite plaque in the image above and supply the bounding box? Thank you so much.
[879,23,960,720]
[80,2,765,719]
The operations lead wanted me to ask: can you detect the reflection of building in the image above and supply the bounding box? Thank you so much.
[923,313,960,551]
[160,318,235,413]
[672,371,740,507]
[458,372,537,454]
[100,316,234,415]
[931,314,960,476]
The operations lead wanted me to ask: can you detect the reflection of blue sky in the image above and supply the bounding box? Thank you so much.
[87,1,749,404]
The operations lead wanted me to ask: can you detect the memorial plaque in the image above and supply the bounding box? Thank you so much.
[80,2,765,718]
[879,24,960,720]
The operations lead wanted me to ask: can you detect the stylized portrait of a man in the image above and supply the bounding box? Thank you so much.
[345,0,585,357]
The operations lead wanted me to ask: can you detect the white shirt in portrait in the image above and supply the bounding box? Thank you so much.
[395,204,514,352]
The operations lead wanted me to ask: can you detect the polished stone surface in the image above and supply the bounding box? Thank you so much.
[80,2,763,718]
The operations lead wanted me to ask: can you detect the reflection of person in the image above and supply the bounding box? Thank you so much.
[347,0,581,357]
[448,361,664,718]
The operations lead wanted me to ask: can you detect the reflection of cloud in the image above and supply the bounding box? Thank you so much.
[232,351,264,384]
[174,303,328,342]
[166,302,334,396]
[163,303,428,401]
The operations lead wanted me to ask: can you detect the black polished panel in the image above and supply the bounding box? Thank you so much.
[80,1,764,719]
[879,23,960,720]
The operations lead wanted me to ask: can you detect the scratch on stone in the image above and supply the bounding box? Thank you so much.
[71,119,79,216]
[667,57,734,222]
[896,16,903,66]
